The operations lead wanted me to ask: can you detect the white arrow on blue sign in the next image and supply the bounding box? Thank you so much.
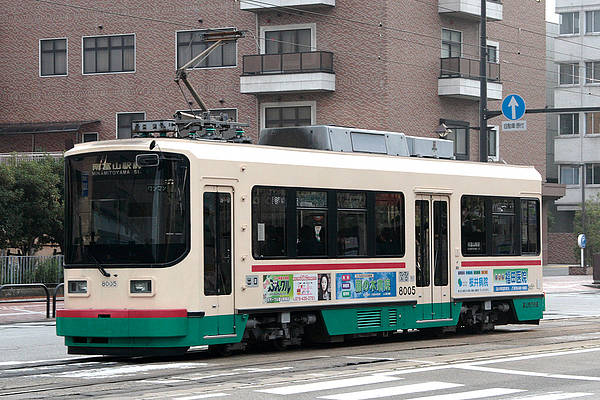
[501,94,526,121]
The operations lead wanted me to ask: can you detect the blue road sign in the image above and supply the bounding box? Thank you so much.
[578,233,586,249]
[501,94,526,121]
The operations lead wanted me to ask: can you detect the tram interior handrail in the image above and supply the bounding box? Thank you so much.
[0,283,50,318]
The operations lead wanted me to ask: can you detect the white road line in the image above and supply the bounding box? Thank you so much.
[318,382,463,400]
[404,388,525,400]
[174,393,229,400]
[513,393,594,400]
[257,375,401,395]
[456,365,600,382]
[467,347,600,366]
[345,356,396,361]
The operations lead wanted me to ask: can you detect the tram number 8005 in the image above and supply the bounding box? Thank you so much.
[399,286,416,296]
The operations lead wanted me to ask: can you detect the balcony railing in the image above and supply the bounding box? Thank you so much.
[242,51,334,75]
[440,57,500,82]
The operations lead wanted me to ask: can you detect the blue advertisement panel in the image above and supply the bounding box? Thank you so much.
[493,268,528,292]
[335,272,396,299]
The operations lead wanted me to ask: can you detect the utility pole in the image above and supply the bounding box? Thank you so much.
[479,0,488,162]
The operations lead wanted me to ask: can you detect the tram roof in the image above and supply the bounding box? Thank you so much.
[66,138,541,184]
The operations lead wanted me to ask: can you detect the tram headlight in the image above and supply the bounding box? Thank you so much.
[130,280,152,294]
[68,280,88,294]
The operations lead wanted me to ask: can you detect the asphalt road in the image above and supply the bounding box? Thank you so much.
[0,270,599,399]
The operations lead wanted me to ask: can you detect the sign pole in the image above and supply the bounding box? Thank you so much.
[479,0,488,162]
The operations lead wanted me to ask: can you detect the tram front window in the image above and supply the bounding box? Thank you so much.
[65,151,189,267]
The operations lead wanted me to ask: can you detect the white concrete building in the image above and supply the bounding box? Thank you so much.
[554,0,600,213]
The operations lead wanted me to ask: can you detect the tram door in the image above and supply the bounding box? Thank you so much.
[203,186,235,335]
[415,195,451,321]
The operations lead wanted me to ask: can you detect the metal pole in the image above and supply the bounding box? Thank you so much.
[479,0,488,162]
[582,164,587,266]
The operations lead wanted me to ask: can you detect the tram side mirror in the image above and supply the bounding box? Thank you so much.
[136,153,159,167]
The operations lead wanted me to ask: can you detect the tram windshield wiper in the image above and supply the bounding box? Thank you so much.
[88,248,111,278]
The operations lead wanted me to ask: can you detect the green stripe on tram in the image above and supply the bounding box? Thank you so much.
[57,314,247,348]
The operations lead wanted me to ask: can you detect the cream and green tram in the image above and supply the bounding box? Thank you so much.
[57,130,544,356]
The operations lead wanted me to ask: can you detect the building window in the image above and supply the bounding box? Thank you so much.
[176,30,236,69]
[560,12,580,35]
[559,113,579,135]
[443,123,469,161]
[560,165,580,185]
[486,45,498,63]
[586,164,600,184]
[117,112,145,139]
[265,106,312,128]
[487,126,499,160]
[265,29,311,54]
[40,38,67,76]
[559,63,579,85]
[441,29,461,58]
[82,132,98,143]
[586,61,600,84]
[586,112,600,134]
[586,10,600,33]
[83,35,134,74]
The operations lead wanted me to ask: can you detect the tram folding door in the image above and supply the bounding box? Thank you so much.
[203,186,235,335]
[414,195,451,321]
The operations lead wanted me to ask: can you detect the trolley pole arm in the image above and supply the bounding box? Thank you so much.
[174,30,245,112]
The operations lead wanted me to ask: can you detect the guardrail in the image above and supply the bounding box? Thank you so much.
[0,284,50,318]
[53,283,64,318]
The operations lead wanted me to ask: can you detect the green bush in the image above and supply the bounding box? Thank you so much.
[26,258,63,285]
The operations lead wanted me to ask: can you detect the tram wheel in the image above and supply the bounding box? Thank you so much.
[207,344,232,357]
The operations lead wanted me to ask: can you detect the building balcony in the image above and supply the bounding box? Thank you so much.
[240,51,335,94]
[555,135,600,164]
[438,57,502,100]
[438,0,502,21]
[240,0,335,11]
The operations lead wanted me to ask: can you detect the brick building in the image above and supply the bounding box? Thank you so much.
[1,0,559,260]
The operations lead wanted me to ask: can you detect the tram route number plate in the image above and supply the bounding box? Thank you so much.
[246,275,259,287]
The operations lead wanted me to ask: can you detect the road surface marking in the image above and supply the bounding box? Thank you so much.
[345,356,395,361]
[456,365,600,382]
[318,382,463,400]
[257,375,400,395]
[512,393,594,400]
[174,394,229,400]
[404,388,525,400]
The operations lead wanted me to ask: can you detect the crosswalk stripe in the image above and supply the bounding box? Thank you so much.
[174,393,228,400]
[257,375,400,395]
[318,381,463,400]
[404,388,525,400]
[512,393,594,400]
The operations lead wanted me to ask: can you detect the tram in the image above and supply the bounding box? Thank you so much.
[57,125,544,356]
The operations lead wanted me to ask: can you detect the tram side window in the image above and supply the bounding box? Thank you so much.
[337,192,367,256]
[461,196,540,256]
[461,196,486,255]
[521,199,540,254]
[375,193,405,256]
[491,198,517,255]
[297,190,328,257]
[252,187,287,258]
